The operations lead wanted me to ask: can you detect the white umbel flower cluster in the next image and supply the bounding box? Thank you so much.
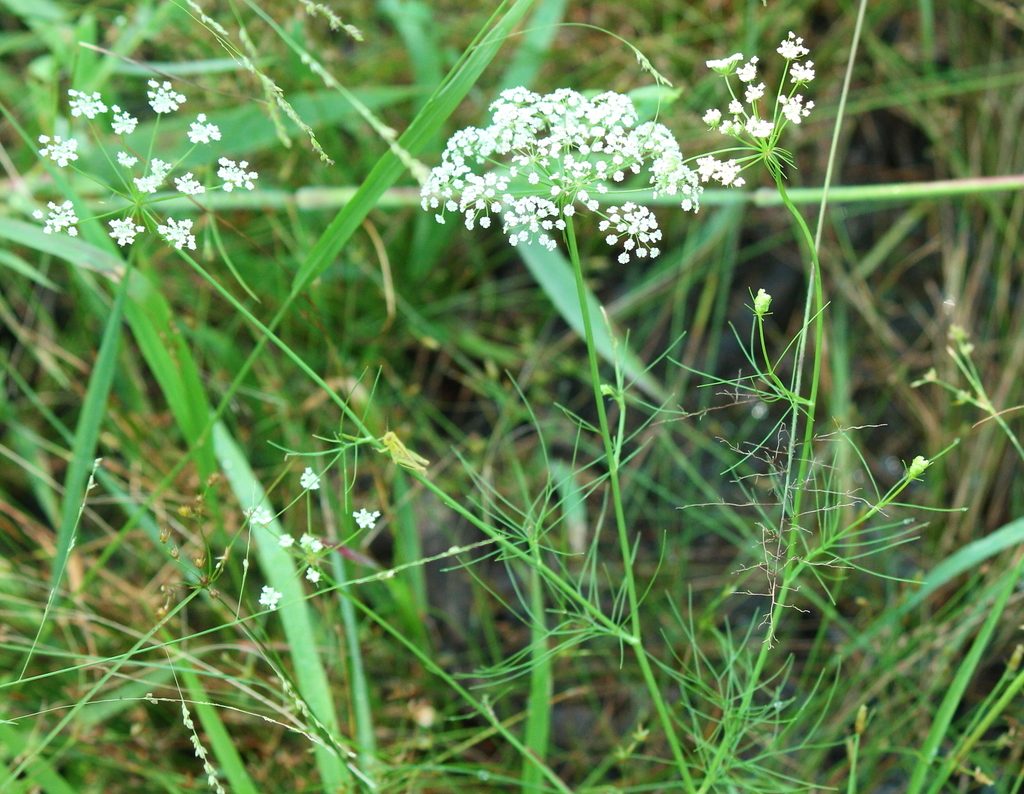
[33,84,260,251]
[421,87,706,264]
[703,31,816,154]
[33,200,79,236]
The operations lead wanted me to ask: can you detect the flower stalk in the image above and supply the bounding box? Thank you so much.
[564,218,696,789]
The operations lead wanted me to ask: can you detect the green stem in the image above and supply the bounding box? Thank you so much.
[334,456,378,774]
[563,219,696,790]
[771,168,826,632]
[697,169,826,793]
[521,535,552,793]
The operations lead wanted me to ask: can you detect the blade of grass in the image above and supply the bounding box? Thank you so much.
[517,242,668,402]
[0,249,59,291]
[334,455,378,775]
[212,423,356,790]
[181,664,260,794]
[521,543,552,793]
[24,268,128,674]
[905,550,1024,791]
[291,0,539,292]
[388,470,431,652]
[499,0,568,90]
[841,516,1024,659]
[0,725,78,794]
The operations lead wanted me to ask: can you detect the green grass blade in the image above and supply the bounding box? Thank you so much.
[122,271,217,475]
[388,470,431,651]
[499,0,568,90]
[212,423,354,790]
[380,0,443,99]
[291,0,539,292]
[842,516,1024,658]
[0,218,124,280]
[0,249,59,291]
[0,725,77,794]
[906,551,1024,792]
[46,271,128,605]
[517,243,667,401]
[181,664,260,794]
[521,559,551,793]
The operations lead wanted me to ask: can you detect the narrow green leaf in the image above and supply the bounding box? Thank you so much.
[212,423,354,790]
[0,218,124,279]
[0,725,77,794]
[0,249,59,290]
[50,271,128,591]
[843,517,1024,658]
[499,0,568,90]
[182,665,260,794]
[907,552,1024,792]
[517,243,667,401]
[292,0,539,292]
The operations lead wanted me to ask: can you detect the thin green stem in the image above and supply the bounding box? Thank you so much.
[521,533,552,793]
[334,456,378,775]
[563,218,696,790]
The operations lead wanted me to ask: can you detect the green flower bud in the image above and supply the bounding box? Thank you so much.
[907,455,931,479]
[753,288,772,317]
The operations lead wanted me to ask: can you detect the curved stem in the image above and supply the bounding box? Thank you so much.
[563,219,696,791]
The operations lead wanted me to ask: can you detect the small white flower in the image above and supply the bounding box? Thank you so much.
[116,151,138,168]
[727,99,744,116]
[37,200,79,236]
[777,31,810,60]
[245,505,273,527]
[299,466,320,490]
[352,508,381,530]
[745,117,775,138]
[134,159,172,194]
[780,94,815,125]
[305,567,321,584]
[174,173,205,195]
[187,113,221,144]
[706,52,744,74]
[744,82,766,103]
[299,533,324,553]
[110,105,138,135]
[157,217,196,250]
[258,585,283,611]
[736,57,759,83]
[108,217,145,247]
[38,135,79,167]
[278,533,295,548]
[695,155,745,188]
[67,89,108,119]
[217,157,258,191]
[150,158,172,180]
[147,79,186,114]
[790,61,816,83]
[134,175,161,193]
[702,108,722,127]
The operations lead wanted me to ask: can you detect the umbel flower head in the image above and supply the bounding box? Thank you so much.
[34,84,259,250]
[421,88,739,264]
[702,31,816,162]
